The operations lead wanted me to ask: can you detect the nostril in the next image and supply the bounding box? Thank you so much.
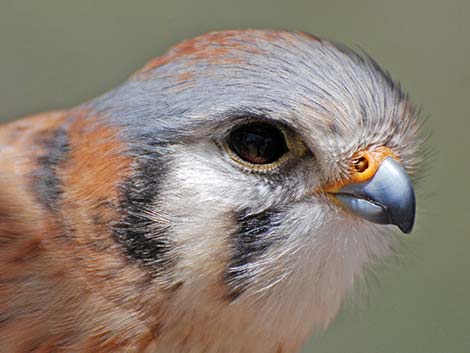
[353,156,369,173]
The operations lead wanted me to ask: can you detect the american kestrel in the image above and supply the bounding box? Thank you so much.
[0,30,423,353]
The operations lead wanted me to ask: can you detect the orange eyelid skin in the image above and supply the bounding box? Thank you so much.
[324,146,399,193]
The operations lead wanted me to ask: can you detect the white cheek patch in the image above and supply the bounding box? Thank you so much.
[151,144,283,295]
[165,143,291,212]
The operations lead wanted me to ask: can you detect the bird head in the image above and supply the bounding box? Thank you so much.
[79,30,424,349]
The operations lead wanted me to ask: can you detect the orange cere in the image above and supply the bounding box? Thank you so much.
[324,146,399,193]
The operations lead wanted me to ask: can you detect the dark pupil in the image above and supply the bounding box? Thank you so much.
[228,123,288,164]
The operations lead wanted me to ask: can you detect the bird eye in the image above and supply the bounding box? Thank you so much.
[226,122,289,166]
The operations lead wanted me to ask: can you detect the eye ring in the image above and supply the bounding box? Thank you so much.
[223,121,293,172]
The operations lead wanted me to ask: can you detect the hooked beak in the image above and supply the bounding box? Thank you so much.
[326,148,416,234]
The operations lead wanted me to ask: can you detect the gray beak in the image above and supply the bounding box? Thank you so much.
[335,157,416,234]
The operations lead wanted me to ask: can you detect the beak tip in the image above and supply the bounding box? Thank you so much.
[393,188,416,235]
[398,222,413,234]
[396,211,415,234]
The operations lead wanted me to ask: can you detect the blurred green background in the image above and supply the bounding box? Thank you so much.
[0,1,468,352]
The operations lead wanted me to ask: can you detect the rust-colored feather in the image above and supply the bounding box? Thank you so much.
[0,112,161,352]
